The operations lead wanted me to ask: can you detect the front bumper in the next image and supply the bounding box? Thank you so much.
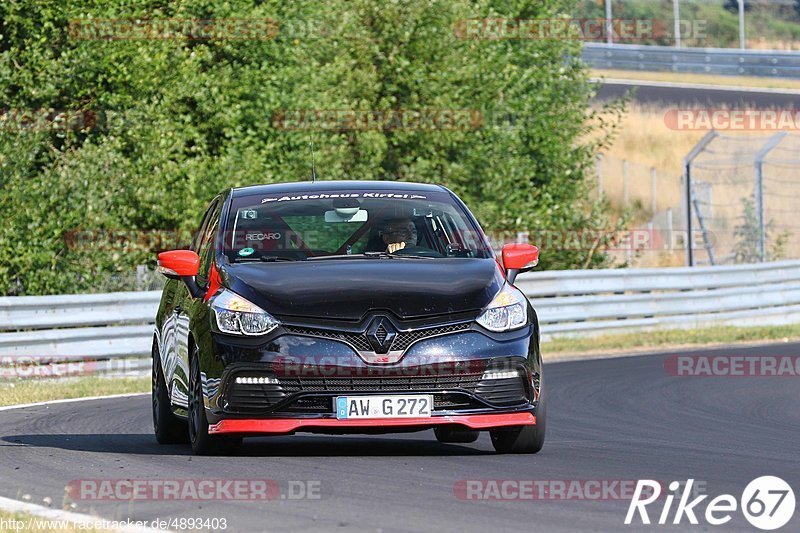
[218,355,535,411]
[208,411,537,436]
[200,316,542,431]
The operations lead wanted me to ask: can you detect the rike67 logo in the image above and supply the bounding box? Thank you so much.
[626,477,796,530]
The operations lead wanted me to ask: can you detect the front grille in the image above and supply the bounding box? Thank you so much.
[282,322,471,354]
[224,370,529,414]
[278,373,484,393]
[391,323,471,351]
[281,397,333,412]
[283,326,372,351]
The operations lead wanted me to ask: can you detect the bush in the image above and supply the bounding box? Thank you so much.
[0,0,622,295]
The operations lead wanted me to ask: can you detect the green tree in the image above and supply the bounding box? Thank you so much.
[0,0,622,295]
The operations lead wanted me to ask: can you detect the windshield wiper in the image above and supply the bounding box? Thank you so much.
[306,251,437,260]
[232,256,300,263]
[306,253,389,261]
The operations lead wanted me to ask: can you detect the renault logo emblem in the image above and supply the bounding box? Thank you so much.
[366,317,397,354]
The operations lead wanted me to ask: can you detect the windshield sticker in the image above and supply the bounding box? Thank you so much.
[238,247,255,257]
[261,192,428,203]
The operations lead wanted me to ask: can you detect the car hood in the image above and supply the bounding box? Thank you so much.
[222,258,503,321]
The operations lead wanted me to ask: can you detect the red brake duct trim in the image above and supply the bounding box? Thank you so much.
[204,263,222,302]
[208,412,536,435]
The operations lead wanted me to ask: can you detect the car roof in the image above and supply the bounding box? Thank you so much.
[231,180,449,198]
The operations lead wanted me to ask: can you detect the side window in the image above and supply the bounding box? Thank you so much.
[195,201,222,285]
[191,199,219,253]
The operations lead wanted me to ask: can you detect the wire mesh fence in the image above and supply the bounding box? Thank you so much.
[595,155,687,267]
[686,132,800,266]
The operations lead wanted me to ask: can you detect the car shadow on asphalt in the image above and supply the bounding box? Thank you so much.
[0,433,493,457]
[237,435,493,456]
[0,434,193,456]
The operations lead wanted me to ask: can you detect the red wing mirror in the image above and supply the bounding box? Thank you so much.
[501,243,539,284]
[157,250,200,278]
[157,250,205,298]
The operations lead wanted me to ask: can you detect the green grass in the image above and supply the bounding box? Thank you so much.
[543,323,800,358]
[0,376,148,408]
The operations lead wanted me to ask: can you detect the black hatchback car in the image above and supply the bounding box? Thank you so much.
[153,181,544,455]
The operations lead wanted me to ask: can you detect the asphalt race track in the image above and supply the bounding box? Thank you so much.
[1,342,798,532]
[594,80,800,108]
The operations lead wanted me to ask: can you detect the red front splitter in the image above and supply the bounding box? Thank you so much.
[208,412,536,435]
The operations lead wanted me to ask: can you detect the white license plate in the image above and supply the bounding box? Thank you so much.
[336,395,433,420]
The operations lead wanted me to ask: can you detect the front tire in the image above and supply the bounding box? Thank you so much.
[152,340,188,444]
[490,392,546,454]
[188,344,241,456]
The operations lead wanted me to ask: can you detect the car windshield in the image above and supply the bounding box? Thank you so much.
[221,189,493,262]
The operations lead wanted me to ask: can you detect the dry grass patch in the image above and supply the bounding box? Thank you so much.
[0,376,148,408]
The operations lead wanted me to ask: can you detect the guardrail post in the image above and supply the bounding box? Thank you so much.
[597,154,604,198]
[623,160,629,205]
[683,131,718,267]
[754,132,788,262]
[667,207,673,252]
[738,0,746,50]
[651,167,657,217]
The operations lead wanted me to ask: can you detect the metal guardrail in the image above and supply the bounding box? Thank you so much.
[1,260,799,358]
[0,291,160,358]
[582,43,800,78]
[0,291,159,330]
[517,260,800,339]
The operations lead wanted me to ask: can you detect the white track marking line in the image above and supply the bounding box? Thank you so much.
[0,392,166,531]
[0,494,170,533]
[0,392,148,412]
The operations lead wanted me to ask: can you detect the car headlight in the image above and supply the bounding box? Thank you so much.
[210,290,279,336]
[476,284,528,332]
